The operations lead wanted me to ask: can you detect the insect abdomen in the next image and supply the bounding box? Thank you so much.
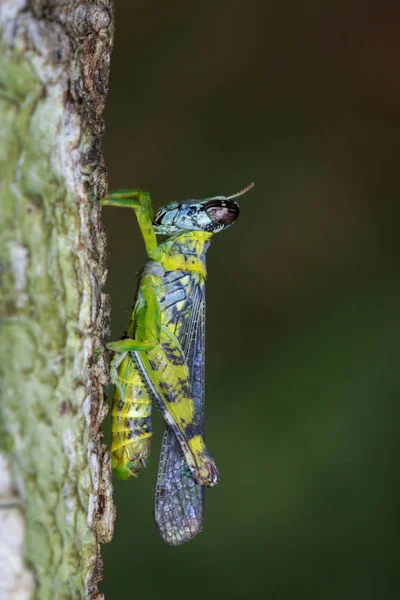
[111,354,152,479]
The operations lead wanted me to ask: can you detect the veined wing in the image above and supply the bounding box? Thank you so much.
[154,283,206,546]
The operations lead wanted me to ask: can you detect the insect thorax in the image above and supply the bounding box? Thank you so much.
[156,230,213,278]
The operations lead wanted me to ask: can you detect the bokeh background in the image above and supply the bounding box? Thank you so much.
[100,2,399,599]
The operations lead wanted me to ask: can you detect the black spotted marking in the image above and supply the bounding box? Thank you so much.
[169,304,179,319]
[159,380,172,393]
[149,357,167,374]
[125,417,152,429]
[166,388,180,403]
[127,420,152,439]
[162,344,183,366]
[177,377,190,398]
[183,423,201,440]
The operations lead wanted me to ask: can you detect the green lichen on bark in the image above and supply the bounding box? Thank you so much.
[0,2,115,598]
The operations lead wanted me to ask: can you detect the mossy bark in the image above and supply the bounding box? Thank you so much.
[0,2,115,598]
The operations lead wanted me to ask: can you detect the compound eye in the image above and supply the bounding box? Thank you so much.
[204,200,239,225]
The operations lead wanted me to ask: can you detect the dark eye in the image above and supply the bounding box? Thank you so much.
[204,200,239,225]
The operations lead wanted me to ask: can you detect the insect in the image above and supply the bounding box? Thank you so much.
[100,182,254,545]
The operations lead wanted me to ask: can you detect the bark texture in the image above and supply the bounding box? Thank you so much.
[0,1,115,598]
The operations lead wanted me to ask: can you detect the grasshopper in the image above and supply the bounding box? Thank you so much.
[100,182,254,545]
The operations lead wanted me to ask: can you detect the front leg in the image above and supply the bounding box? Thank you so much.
[100,189,163,262]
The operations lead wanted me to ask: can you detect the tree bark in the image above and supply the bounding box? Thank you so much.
[0,1,115,598]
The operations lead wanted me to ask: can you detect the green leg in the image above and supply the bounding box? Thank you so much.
[100,190,163,261]
[110,351,128,403]
[107,275,161,403]
[107,275,160,353]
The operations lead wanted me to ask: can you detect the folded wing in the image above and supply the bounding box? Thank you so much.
[154,284,206,546]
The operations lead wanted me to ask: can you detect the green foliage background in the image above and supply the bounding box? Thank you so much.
[101,2,398,598]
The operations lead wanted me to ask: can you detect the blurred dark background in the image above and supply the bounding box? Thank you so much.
[100,1,399,598]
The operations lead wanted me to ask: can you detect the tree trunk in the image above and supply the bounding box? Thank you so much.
[0,2,115,598]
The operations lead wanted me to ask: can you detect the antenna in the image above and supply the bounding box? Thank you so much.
[225,182,255,200]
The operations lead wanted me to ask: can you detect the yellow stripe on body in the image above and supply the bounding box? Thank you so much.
[111,353,152,475]
[111,431,152,452]
[111,402,151,418]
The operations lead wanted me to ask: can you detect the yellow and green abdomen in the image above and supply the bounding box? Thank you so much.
[111,354,152,479]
